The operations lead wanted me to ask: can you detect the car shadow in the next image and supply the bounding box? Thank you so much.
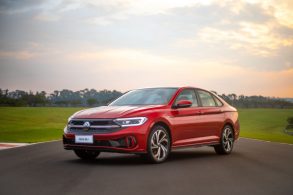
[64,148,238,166]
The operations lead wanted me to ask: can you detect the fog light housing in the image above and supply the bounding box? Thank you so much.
[126,136,137,148]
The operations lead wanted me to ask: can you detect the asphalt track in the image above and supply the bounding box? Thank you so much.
[0,138,292,195]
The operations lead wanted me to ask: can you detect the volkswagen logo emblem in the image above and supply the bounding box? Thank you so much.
[83,121,91,131]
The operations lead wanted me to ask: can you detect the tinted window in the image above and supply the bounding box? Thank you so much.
[175,89,198,107]
[109,88,178,106]
[197,90,216,107]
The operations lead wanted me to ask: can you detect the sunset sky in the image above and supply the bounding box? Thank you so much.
[0,0,292,97]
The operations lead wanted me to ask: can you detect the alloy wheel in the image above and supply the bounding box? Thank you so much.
[223,127,234,152]
[150,129,169,161]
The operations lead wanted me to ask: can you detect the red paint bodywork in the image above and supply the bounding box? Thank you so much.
[63,87,240,153]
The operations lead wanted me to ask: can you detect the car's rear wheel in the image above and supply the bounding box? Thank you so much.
[74,150,100,160]
[144,125,171,163]
[214,125,234,154]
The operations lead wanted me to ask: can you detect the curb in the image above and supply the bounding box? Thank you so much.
[0,139,61,150]
[0,143,30,150]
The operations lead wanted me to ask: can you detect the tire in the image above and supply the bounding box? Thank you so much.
[144,125,171,163]
[74,150,100,160]
[214,125,234,155]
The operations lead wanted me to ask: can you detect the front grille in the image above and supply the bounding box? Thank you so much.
[67,119,122,133]
[70,120,113,126]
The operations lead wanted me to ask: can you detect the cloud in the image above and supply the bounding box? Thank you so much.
[0,50,36,60]
[85,12,127,25]
[260,0,293,28]
[82,0,216,26]
[1,0,293,97]
[1,0,293,30]
[82,0,204,15]
[0,0,62,14]
[195,22,293,56]
[33,12,60,21]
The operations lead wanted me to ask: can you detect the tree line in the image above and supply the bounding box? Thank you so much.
[0,89,122,107]
[212,92,293,109]
[0,88,292,108]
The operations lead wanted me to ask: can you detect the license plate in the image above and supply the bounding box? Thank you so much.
[75,135,93,144]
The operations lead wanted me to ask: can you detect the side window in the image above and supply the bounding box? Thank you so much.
[175,89,198,107]
[197,90,216,107]
[213,96,223,106]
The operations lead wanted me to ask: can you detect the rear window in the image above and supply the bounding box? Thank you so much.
[213,96,223,106]
[197,90,216,107]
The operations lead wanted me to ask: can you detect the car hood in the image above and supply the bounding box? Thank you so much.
[72,105,165,119]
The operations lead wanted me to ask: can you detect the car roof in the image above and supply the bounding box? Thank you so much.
[131,86,209,91]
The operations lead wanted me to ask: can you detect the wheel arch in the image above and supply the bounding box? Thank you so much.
[223,121,235,136]
[150,121,172,145]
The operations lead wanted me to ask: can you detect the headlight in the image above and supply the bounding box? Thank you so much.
[64,126,68,133]
[114,117,148,127]
[68,116,73,123]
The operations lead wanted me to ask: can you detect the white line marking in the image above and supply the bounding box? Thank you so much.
[240,137,293,146]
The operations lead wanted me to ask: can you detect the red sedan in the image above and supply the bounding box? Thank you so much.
[63,87,240,163]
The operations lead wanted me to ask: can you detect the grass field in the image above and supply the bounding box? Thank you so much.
[238,109,293,144]
[0,107,292,144]
[0,107,81,143]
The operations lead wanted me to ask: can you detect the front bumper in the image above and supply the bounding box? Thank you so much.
[63,124,149,153]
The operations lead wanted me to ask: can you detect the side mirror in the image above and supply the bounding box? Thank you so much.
[174,100,192,108]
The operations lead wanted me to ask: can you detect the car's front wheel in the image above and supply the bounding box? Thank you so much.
[74,150,100,160]
[214,125,234,154]
[144,125,171,163]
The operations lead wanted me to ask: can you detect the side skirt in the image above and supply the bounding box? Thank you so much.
[171,141,220,150]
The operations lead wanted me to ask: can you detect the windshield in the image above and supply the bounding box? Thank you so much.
[109,88,178,106]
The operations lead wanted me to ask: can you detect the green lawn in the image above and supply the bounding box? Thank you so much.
[0,107,81,143]
[238,109,293,144]
[0,107,292,144]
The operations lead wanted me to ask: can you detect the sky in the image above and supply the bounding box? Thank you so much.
[0,0,292,97]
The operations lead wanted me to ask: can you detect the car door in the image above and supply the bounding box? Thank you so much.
[196,89,225,140]
[170,89,204,146]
